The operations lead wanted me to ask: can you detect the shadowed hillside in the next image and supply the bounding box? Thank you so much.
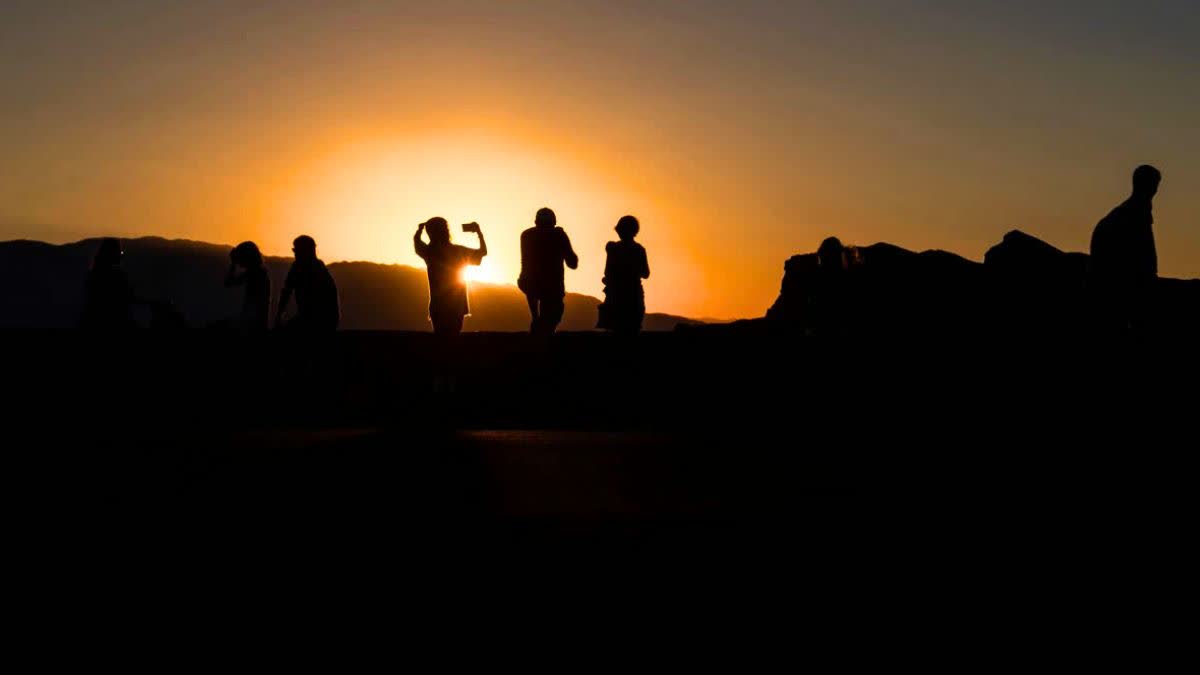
[0,237,698,330]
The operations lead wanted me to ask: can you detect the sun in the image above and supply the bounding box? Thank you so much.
[279,133,647,301]
[461,259,505,285]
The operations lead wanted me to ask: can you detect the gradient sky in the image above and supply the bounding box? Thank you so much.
[2,0,1196,319]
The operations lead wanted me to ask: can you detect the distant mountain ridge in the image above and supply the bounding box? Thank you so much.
[0,237,700,331]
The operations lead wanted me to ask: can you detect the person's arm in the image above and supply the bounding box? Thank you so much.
[413,222,430,259]
[276,287,291,326]
[474,225,487,259]
[518,230,531,292]
[639,246,650,280]
[562,230,579,270]
[328,271,341,329]
[276,269,293,327]
[464,222,486,264]
[1147,219,1158,277]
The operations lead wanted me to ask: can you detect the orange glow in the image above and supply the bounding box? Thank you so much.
[462,259,503,285]
[6,4,1197,321]
[275,133,684,311]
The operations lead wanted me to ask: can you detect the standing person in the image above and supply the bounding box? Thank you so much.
[1090,165,1161,331]
[276,235,339,331]
[225,241,271,332]
[81,238,137,330]
[597,215,650,335]
[518,207,578,337]
[414,217,487,338]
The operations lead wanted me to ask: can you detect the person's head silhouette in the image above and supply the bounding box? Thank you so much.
[232,241,264,269]
[615,215,640,242]
[535,208,557,230]
[424,217,451,245]
[817,237,845,272]
[1132,165,1161,200]
[94,238,123,268]
[292,235,317,261]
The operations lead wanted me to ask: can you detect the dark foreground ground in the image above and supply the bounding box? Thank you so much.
[5,329,1196,549]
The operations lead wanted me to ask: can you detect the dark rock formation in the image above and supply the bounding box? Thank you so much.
[983,230,1091,332]
[766,230,1198,336]
[766,237,987,335]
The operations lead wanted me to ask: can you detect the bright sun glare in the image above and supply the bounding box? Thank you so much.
[461,259,503,285]
[280,133,658,304]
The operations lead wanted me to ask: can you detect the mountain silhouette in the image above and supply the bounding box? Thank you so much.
[0,237,698,330]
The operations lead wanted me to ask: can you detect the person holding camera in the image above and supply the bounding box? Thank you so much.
[414,217,487,337]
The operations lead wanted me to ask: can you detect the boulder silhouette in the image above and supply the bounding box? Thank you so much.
[983,230,1090,333]
[1153,277,1200,335]
[765,253,818,326]
[766,239,985,334]
[765,230,1196,336]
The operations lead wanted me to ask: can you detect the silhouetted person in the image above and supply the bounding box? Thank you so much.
[225,241,271,332]
[81,238,136,330]
[276,235,339,331]
[1090,165,1161,331]
[597,215,650,334]
[814,237,851,334]
[414,217,487,337]
[518,207,578,337]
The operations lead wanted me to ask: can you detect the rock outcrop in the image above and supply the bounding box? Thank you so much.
[766,231,1198,336]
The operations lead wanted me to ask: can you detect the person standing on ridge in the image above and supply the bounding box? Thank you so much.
[81,238,137,330]
[276,235,340,331]
[597,215,650,335]
[518,207,578,337]
[414,217,487,338]
[1090,165,1161,331]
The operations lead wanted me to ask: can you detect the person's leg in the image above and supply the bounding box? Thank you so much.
[541,296,565,335]
[525,294,540,334]
[430,312,464,392]
[613,311,642,338]
[432,313,465,340]
[445,314,464,391]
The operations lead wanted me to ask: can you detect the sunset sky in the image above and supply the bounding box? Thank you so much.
[2,1,1196,319]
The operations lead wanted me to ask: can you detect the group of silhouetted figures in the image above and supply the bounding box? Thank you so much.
[415,208,650,338]
[80,165,1174,337]
[81,208,651,338]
